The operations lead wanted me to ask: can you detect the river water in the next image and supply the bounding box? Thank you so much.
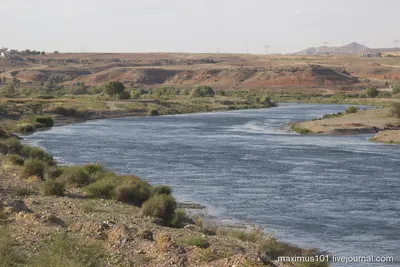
[25,103,400,266]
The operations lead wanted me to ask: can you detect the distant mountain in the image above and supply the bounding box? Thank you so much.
[293,42,371,55]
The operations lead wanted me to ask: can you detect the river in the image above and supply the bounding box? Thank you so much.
[25,103,400,266]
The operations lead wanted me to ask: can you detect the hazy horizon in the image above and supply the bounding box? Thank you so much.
[1,0,399,54]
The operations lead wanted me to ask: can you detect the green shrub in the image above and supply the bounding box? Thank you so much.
[34,116,54,127]
[291,124,312,134]
[84,174,152,203]
[130,89,141,99]
[35,95,55,100]
[14,123,36,133]
[41,180,65,196]
[151,185,172,196]
[0,128,8,139]
[345,106,359,114]
[364,87,379,98]
[23,158,45,179]
[378,91,392,98]
[392,84,400,94]
[141,194,177,222]
[59,166,90,187]
[168,209,188,228]
[322,112,343,119]
[261,237,286,260]
[83,163,105,175]
[391,102,400,118]
[175,236,209,248]
[47,167,63,179]
[0,138,23,154]
[5,154,24,166]
[13,186,33,196]
[148,109,159,116]
[228,229,264,243]
[48,73,72,84]
[50,106,82,117]
[22,146,55,165]
[114,181,151,204]
[84,178,115,199]
[191,86,215,97]
[28,233,103,267]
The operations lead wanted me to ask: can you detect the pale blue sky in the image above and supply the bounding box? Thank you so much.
[1,0,399,54]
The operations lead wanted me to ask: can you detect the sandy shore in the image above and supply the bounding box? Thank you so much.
[291,107,400,143]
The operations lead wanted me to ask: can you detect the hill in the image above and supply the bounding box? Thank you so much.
[293,42,371,55]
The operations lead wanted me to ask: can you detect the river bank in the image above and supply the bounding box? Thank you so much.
[1,105,331,266]
[290,106,400,143]
[0,95,276,133]
[24,103,400,267]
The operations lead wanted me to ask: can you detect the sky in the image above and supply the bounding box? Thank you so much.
[1,0,399,54]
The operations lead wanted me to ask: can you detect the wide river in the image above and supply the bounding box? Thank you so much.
[25,103,399,266]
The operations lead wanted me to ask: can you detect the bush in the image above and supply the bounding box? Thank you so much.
[364,87,379,98]
[151,185,172,196]
[47,167,63,179]
[59,166,90,187]
[148,109,159,116]
[50,106,82,117]
[5,154,24,166]
[84,174,152,204]
[175,236,209,248]
[14,123,36,133]
[191,86,215,97]
[168,209,188,228]
[22,146,55,165]
[104,81,125,98]
[228,229,264,243]
[22,158,45,179]
[392,84,400,95]
[84,178,115,199]
[322,112,343,119]
[141,194,177,222]
[34,116,54,127]
[345,106,359,114]
[391,102,400,118]
[130,89,143,99]
[35,95,55,100]
[291,124,312,134]
[48,73,72,84]
[41,180,65,196]
[0,128,8,139]
[114,180,151,204]
[83,163,105,175]
[261,237,286,259]
[0,138,24,155]
[13,186,33,196]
